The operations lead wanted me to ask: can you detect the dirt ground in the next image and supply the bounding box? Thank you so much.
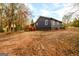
[0,28,79,56]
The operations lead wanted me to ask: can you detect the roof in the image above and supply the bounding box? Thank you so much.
[39,16,62,23]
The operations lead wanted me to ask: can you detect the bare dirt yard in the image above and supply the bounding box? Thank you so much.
[0,28,79,56]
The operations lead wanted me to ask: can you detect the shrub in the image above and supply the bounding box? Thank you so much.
[0,26,4,32]
[23,25,29,31]
[15,25,22,31]
[60,25,66,29]
[71,19,79,27]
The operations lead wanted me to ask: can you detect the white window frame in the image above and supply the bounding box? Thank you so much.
[53,20,55,25]
[45,19,48,25]
[36,23,38,25]
[57,22,59,25]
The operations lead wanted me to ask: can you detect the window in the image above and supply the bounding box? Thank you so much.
[53,21,55,25]
[45,20,48,25]
[36,23,38,25]
[57,22,59,25]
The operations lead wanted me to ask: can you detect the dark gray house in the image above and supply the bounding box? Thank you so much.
[35,16,62,30]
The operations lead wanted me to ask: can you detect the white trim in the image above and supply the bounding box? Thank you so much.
[45,20,48,25]
[53,20,55,25]
[36,23,38,26]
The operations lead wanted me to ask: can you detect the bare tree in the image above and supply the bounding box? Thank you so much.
[0,3,31,32]
[62,3,79,24]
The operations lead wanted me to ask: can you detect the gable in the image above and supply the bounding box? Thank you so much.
[35,16,62,26]
[36,16,62,22]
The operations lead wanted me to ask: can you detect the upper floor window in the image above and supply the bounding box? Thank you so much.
[57,22,59,25]
[45,20,48,25]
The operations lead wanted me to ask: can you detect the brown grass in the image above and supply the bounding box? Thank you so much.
[0,28,79,56]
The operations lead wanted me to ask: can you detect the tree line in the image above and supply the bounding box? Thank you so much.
[62,3,79,28]
[0,3,31,32]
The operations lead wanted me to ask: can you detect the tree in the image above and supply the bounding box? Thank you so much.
[0,3,31,32]
[71,18,79,27]
[15,4,31,31]
[62,3,79,25]
[0,4,6,32]
[31,19,34,24]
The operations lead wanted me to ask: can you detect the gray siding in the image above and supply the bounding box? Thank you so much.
[35,16,62,30]
[35,16,51,30]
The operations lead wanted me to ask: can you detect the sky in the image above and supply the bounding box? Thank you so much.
[26,3,72,22]
[1,0,79,22]
[1,0,79,3]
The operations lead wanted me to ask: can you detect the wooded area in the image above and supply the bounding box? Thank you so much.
[0,3,31,32]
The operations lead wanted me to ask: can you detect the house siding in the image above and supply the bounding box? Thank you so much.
[35,17,51,30]
[35,16,62,30]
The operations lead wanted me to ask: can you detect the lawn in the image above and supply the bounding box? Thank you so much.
[0,28,79,56]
